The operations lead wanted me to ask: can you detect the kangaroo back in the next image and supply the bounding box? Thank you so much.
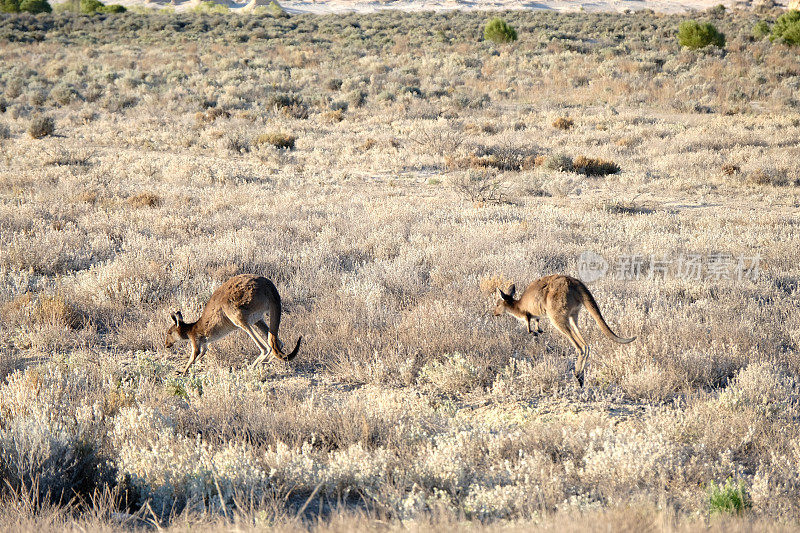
[576,282,636,344]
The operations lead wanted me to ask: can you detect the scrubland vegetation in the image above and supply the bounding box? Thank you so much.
[1,6,800,531]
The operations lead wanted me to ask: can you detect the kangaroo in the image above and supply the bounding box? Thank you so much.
[165,274,302,374]
[493,274,635,387]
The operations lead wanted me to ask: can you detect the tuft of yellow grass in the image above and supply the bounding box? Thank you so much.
[127,192,161,208]
[552,116,574,130]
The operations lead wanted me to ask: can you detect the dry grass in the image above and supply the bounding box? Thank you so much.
[127,192,161,208]
[572,155,620,176]
[254,132,297,150]
[552,117,574,130]
[0,8,799,531]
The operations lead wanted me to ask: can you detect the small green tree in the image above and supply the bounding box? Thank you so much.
[484,17,518,44]
[0,0,21,12]
[771,10,800,45]
[267,0,287,17]
[20,0,51,12]
[678,20,726,49]
[79,0,102,12]
[752,20,771,39]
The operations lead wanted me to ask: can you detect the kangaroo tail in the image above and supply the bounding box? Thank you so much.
[266,279,302,361]
[577,282,636,344]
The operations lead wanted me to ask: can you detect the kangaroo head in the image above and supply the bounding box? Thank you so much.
[165,311,190,348]
[493,284,516,316]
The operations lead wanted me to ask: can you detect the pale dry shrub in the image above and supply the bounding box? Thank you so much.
[745,167,795,186]
[418,352,488,396]
[0,364,109,502]
[718,361,799,412]
[111,405,270,515]
[450,171,507,204]
[491,355,569,397]
[222,129,251,154]
[542,153,573,172]
[171,370,398,452]
[28,116,55,139]
[620,362,682,402]
[410,122,464,160]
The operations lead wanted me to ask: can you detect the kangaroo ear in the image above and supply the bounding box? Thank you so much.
[171,311,183,325]
[496,288,506,300]
[507,284,516,297]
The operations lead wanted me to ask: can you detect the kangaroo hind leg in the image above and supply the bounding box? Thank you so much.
[226,311,271,368]
[569,315,590,383]
[551,315,588,387]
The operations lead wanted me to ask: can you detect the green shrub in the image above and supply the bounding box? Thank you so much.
[79,0,102,12]
[19,0,51,11]
[483,17,518,44]
[770,10,800,45]
[0,0,20,12]
[97,3,125,12]
[267,0,287,17]
[707,478,751,515]
[752,20,771,39]
[678,20,726,49]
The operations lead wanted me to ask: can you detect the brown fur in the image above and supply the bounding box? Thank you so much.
[493,274,635,387]
[166,274,302,374]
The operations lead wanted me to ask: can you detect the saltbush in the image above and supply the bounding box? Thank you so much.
[678,20,725,49]
[28,115,54,138]
[484,17,517,44]
[770,10,800,45]
[0,366,110,502]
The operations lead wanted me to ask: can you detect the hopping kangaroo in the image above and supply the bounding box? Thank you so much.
[493,274,635,387]
[166,274,302,374]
